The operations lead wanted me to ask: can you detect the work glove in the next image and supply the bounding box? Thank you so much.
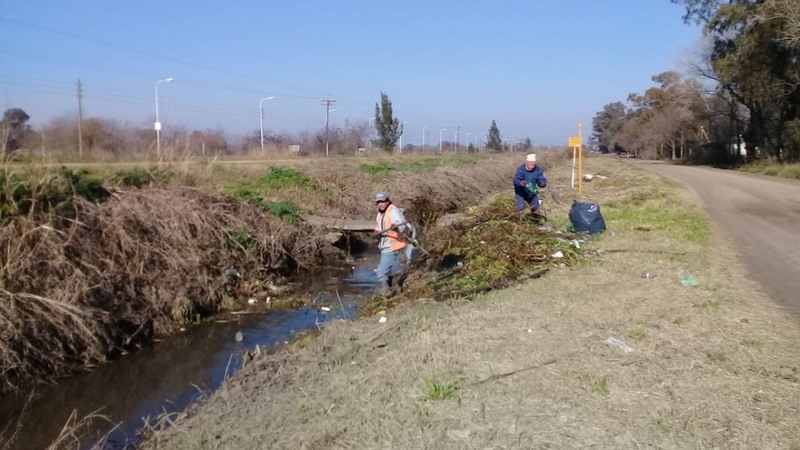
[372,229,382,236]
[537,181,547,188]
[519,180,527,187]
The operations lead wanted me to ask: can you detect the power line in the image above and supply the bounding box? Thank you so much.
[0,16,333,98]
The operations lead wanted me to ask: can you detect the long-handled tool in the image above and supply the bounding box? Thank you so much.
[374,222,432,257]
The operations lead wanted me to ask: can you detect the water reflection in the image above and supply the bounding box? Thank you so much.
[0,255,378,449]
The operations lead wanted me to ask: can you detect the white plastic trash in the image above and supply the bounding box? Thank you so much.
[552,251,564,258]
[320,306,331,312]
[604,337,633,353]
[378,316,388,323]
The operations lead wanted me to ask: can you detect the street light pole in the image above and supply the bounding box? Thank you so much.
[454,129,461,151]
[422,125,430,151]
[398,121,408,153]
[465,133,472,150]
[439,128,447,153]
[259,96,275,158]
[154,77,174,158]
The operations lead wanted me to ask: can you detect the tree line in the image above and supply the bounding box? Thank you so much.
[593,0,800,164]
[1,91,527,159]
[0,92,532,159]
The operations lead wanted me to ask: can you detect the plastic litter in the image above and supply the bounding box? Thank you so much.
[378,316,388,323]
[681,275,699,287]
[604,337,634,353]
[551,251,564,258]
[568,201,607,235]
[320,306,331,312]
[235,331,243,342]
[641,271,656,279]
[247,298,258,305]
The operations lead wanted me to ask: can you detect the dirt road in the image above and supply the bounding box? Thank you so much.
[634,160,800,312]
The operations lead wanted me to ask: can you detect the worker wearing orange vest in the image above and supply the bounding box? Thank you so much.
[373,192,408,296]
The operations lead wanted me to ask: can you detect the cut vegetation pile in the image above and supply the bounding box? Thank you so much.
[380,196,592,310]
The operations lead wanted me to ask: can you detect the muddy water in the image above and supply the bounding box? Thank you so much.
[0,255,378,449]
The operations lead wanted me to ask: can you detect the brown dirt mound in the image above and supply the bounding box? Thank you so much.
[0,186,339,396]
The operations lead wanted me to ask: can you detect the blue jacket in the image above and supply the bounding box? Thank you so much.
[513,164,547,198]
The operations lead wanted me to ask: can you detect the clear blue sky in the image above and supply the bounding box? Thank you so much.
[0,1,701,146]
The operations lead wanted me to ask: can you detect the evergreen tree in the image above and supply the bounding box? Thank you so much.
[486,120,502,152]
[373,92,403,153]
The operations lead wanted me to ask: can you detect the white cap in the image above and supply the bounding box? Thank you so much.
[526,153,537,162]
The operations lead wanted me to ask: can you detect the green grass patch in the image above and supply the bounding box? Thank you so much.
[740,162,800,180]
[604,203,709,243]
[262,200,300,224]
[591,375,609,394]
[424,379,458,400]
[741,339,764,349]
[0,167,109,218]
[231,187,300,224]
[707,351,728,363]
[397,158,439,172]
[113,168,153,188]
[578,374,609,395]
[359,161,395,175]
[257,167,317,190]
[627,325,646,341]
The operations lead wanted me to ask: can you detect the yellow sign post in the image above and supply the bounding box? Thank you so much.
[578,122,583,194]
[568,124,584,193]
[569,135,583,191]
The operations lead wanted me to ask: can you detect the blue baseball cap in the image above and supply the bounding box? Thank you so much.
[374,192,389,202]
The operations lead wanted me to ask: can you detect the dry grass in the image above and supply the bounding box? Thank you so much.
[0,186,335,395]
[142,156,800,450]
[0,396,118,450]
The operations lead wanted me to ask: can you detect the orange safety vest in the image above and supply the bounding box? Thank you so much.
[376,204,407,252]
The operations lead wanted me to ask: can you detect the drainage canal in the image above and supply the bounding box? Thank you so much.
[0,254,379,449]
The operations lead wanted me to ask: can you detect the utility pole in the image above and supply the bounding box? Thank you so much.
[322,98,336,157]
[76,79,84,159]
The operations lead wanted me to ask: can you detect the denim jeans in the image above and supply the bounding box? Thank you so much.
[515,193,541,212]
[376,249,403,282]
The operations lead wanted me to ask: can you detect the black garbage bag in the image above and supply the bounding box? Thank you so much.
[568,201,606,235]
